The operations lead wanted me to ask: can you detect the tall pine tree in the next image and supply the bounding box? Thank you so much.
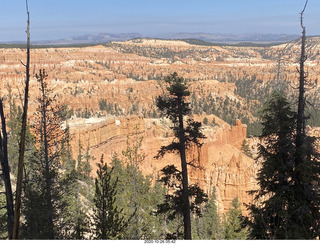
[224,198,248,240]
[155,72,207,240]
[21,69,66,239]
[247,91,296,239]
[247,90,320,239]
[198,187,223,240]
[92,155,128,239]
[248,2,320,239]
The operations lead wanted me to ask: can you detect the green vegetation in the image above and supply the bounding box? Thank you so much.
[1,18,320,239]
[197,187,223,239]
[93,155,128,239]
[240,139,253,158]
[224,198,249,240]
[247,91,320,239]
[155,73,207,239]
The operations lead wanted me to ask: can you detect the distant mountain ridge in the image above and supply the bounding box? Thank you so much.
[28,32,300,45]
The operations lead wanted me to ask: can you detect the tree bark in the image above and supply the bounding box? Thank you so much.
[0,99,14,239]
[13,0,30,239]
[178,95,192,240]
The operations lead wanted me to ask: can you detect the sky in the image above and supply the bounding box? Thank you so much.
[0,0,319,42]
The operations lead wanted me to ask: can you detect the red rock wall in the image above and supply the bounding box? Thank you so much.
[69,116,257,214]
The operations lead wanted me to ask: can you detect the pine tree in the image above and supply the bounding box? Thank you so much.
[60,122,76,174]
[247,3,320,238]
[290,1,320,238]
[247,91,296,239]
[59,123,92,240]
[247,90,320,239]
[21,69,66,239]
[224,198,248,240]
[93,155,128,239]
[121,133,147,239]
[198,187,223,240]
[155,72,207,240]
[155,164,208,239]
[109,152,166,240]
[60,168,92,240]
[240,139,252,158]
[76,138,93,181]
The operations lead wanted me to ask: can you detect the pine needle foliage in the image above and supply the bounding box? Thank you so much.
[92,155,128,240]
[155,72,207,240]
[247,91,320,239]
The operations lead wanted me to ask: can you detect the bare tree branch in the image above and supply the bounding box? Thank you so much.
[300,0,309,29]
[13,0,31,239]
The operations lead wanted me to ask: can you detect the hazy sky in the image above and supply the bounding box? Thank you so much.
[0,0,319,42]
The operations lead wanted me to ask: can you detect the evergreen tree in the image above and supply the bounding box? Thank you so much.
[224,198,248,240]
[155,164,208,239]
[1,86,37,239]
[247,91,320,239]
[198,187,223,240]
[60,168,92,240]
[247,91,296,239]
[76,138,93,181]
[92,155,128,239]
[121,134,147,239]
[58,122,93,240]
[109,153,166,240]
[240,139,252,158]
[191,215,200,240]
[290,1,320,239]
[61,137,92,239]
[20,69,66,239]
[155,72,206,240]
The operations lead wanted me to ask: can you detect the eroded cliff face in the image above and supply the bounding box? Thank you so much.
[68,115,257,214]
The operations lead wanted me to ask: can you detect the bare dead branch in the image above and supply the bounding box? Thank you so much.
[20,60,26,67]
[13,0,31,239]
[300,0,309,29]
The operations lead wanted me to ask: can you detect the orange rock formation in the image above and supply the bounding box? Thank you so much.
[68,115,256,214]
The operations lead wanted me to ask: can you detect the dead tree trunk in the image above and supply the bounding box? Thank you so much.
[296,0,308,151]
[0,99,14,239]
[295,0,308,186]
[13,0,30,239]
